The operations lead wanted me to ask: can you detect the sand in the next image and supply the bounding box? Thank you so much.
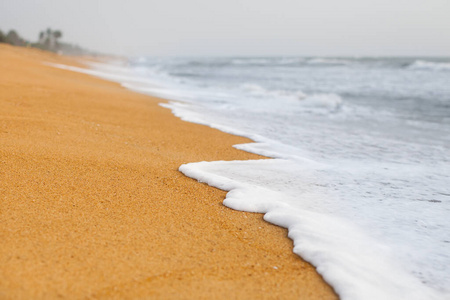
[0,44,338,299]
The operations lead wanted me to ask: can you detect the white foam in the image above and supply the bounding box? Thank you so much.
[162,99,449,300]
[232,57,304,66]
[408,60,450,71]
[231,58,271,65]
[240,83,307,99]
[306,58,352,65]
[299,93,343,112]
[179,159,442,300]
[240,83,342,112]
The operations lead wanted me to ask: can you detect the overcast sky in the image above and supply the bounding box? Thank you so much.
[1,0,449,56]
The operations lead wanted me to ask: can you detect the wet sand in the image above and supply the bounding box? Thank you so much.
[0,44,338,299]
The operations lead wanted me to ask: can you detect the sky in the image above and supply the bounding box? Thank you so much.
[1,0,449,56]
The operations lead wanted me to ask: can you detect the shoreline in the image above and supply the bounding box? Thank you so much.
[0,44,337,299]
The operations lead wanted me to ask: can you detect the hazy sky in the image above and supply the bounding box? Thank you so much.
[2,0,449,56]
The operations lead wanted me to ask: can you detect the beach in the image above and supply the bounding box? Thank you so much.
[0,44,337,299]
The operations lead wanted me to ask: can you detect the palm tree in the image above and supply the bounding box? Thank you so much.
[52,30,62,51]
[39,31,45,44]
[53,30,62,39]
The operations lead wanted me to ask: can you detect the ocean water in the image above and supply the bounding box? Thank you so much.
[54,56,450,299]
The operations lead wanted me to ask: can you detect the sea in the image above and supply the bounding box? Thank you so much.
[53,56,450,299]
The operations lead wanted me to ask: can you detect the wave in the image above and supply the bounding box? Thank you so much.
[240,83,306,99]
[231,58,272,65]
[240,83,343,112]
[234,57,352,66]
[407,60,450,71]
[276,57,304,65]
[232,57,304,66]
[306,58,352,65]
[299,93,343,112]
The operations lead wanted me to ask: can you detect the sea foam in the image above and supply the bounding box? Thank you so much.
[178,154,441,300]
[408,60,450,71]
[240,83,342,112]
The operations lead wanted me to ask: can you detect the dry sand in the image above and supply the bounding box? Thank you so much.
[0,44,338,299]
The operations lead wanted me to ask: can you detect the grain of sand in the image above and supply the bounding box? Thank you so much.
[0,44,338,299]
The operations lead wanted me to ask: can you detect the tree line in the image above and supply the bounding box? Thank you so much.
[0,29,28,47]
[0,28,89,55]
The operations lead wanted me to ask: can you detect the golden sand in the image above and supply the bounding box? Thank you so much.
[0,44,338,299]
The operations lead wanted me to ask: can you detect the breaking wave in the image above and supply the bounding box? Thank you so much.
[306,58,352,65]
[407,60,450,71]
[240,83,343,112]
